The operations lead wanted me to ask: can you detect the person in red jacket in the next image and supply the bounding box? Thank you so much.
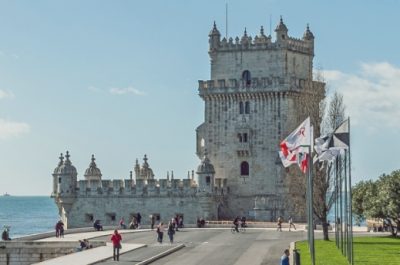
[111,229,122,261]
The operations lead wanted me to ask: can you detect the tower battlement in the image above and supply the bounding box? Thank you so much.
[209,19,314,56]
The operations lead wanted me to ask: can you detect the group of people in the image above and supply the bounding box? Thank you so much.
[156,215,183,244]
[77,239,92,251]
[232,216,247,232]
[277,216,296,232]
[55,220,64,237]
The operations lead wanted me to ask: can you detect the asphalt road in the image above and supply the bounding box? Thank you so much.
[94,228,307,265]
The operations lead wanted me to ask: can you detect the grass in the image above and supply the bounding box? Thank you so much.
[296,236,400,265]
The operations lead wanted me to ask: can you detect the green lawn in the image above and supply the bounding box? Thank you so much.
[296,236,400,265]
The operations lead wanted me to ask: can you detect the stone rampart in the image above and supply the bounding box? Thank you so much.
[0,241,105,265]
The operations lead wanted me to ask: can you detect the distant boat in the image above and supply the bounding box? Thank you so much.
[3,192,10,196]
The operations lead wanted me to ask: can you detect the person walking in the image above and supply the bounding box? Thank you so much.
[111,229,122,261]
[288,216,296,231]
[156,222,164,243]
[167,219,175,244]
[280,249,290,265]
[277,216,283,232]
[136,212,142,228]
[150,215,155,230]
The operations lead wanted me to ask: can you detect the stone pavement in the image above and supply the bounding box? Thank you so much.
[32,242,146,265]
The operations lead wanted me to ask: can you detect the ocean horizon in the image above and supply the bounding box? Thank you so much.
[0,196,59,238]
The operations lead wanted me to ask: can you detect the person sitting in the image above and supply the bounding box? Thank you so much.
[84,239,92,249]
[129,217,138,229]
[77,240,87,251]
[93,220,103,231]
[119,218,127,229]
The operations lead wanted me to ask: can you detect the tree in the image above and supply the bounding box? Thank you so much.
[352,171,400,236]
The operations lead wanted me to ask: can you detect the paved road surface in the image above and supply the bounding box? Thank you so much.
[94,228,307,265]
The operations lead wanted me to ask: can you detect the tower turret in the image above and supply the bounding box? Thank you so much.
[196,150,215,193]
[275,16,288,42]
[56,151,78,195]
[136,154,155,181]
[52,153,64,196]
[209,21,221,52]
[54,150,78,228]
[84,154,102,183]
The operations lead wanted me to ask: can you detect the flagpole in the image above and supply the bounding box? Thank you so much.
[348,118,354,265]
[344,150,348,257]
[308,145,315,265]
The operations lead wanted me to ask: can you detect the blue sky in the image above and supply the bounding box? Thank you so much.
[1,0,399,195]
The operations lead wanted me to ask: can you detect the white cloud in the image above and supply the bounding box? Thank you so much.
[0,89,14,99]
[0,119,30,139]
[109,86,145,96]
[323,62,400,131]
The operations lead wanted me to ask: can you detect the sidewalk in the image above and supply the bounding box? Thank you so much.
[36,229,151,242]
[32,243,146,265]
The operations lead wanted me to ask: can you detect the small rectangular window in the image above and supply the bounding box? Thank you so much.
[243,133,248,143]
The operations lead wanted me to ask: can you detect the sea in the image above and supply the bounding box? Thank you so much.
[0,196,59,238]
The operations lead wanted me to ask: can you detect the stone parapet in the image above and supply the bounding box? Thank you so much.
[0,241,105,265]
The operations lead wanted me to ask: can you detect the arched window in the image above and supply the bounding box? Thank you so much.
[239,101,244,114]
[242,70,251,86]
[240,161,249,176]
[245,101,250,114]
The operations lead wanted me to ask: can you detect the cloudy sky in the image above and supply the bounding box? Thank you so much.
[0,0,399,195]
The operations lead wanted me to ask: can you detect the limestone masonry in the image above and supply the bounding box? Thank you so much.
[52,18,325,228]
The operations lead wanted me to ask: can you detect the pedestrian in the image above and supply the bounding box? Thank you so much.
[167,219,175,244]
[137,212,142,228]
[288,216,296,231]
[277,216,283,232]
[55,221,60,238]
[280,249,290,265]
[150,215,155,230]
[156,222,164,243]
[59,221,64,238]
[110,229,122,261]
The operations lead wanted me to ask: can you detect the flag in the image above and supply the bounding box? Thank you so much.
[331,119,349,149]
[279,117,312,170]
[313,118,350,162]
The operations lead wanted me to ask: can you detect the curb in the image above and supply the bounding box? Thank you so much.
[136,243,185,265]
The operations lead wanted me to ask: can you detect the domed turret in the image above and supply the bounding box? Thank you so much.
[275,16,288,42]
[52,153,64,196]
[56,151,78,195]
[196,150,215,193]
[303,24,314,40]
[136,154,155,181]
[84,154,102,182]
[209,21,221,51]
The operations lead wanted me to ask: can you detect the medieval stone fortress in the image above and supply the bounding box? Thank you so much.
[52,18,325,228]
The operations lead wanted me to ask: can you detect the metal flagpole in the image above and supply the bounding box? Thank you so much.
[339,155,344,254]
[308,146,315,265]
[335,157,339,248]
[348,118,354,265]
[344,151,348,257]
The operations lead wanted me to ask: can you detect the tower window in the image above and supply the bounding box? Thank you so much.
[240,161,249,176]
[206,176,211,185]
[239,101,244,114]
[238,133,243,142]
[242,70,251,86]
[243,133,248,143]
[245,101,250,114]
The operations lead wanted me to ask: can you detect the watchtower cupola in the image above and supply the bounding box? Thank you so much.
[275,16,288,42]
[209,21,221,51]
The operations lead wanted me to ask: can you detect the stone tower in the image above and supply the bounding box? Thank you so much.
[196,18,324,220]
[52,151,78,227]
